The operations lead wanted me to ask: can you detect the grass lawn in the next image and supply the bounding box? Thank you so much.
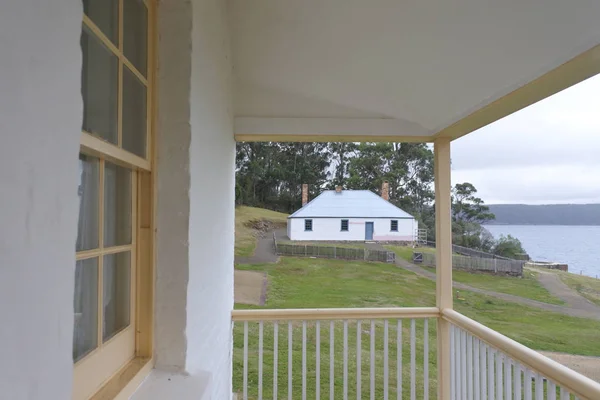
[233,257,600,399]
[235,206,288,257]
[386,245,564,305]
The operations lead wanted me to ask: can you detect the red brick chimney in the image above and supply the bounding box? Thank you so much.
[381,181,389,201]
[302,184,309,206]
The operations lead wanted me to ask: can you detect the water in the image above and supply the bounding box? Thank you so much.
[484,225,600,278]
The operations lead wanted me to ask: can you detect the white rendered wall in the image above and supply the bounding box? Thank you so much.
[153,0,235,398]
[186,1,235,399]
[0,1,82,398]
[289,218,415,241]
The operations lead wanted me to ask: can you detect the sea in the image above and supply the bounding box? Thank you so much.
[484,225,600,278]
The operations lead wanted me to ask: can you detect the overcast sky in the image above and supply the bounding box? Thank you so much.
[452,74,600,205]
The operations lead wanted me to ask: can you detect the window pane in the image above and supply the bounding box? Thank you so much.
[122,67,147,158]
[82,0,119,44]
[81,27,118,144]
[103,252,131,341]
[73,258,98,362]
[76,154,99,251]
[124,0,148,76]
[104,163,132,247]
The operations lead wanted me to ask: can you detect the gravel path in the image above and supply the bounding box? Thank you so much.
[394,257,600,320]
[234,228,286,264]
[535,269,600,312]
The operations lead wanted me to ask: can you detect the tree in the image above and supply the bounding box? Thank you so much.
[451,183,495,248]
[493,235,526,259]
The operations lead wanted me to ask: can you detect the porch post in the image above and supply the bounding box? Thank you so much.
[434,138,453,399]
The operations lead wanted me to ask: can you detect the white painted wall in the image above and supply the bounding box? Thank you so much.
[186,0,235,399]
[0,1,82,398]
[289,218,416,242]
[138,0,235,396]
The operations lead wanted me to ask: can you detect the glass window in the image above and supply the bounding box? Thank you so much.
[83,0,119,44]
[304,219,313,231]
[73,258,99,362]
[122,67,147,158]
[103,252,131,341]
[81,27,119,144]
[77,154,99,251]
[104,162,132,247]
[391,220,398,231]
[123,0,148,76]
[341,219,349,231]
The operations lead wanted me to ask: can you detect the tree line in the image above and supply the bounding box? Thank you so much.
[236,142,525,257]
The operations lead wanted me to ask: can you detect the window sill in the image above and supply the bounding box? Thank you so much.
[90,357,153,400]
[130,369,211,400]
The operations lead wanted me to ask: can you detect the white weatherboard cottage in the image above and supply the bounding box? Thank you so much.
[288,187,417,242]
[3,0,600,399]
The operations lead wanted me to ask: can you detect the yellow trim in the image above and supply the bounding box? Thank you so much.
[117,0,124,148]
[81,132,151,171]
[435,44,600,141]
[231,307,439,322]
[234,134,433,143]
[443,309,600,399]
[76,245,133,261]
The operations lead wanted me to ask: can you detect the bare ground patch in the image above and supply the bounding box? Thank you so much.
[234,270,268,306]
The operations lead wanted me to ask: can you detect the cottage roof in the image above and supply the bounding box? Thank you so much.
[289,190,414,219]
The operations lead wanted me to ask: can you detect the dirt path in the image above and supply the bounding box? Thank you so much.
[394,258,600,320]
[535,269,600,312]
[234,228,286,264]
[234,270,268,305]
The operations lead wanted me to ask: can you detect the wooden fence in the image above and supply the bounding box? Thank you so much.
[425,241,514,261]
[418,252,524,276]
[274,234,396,263]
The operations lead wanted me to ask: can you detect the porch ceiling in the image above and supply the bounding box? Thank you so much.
[230,0,600,142]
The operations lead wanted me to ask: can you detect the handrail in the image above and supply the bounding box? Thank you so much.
[232,307,439,322]
[442,309,600,400]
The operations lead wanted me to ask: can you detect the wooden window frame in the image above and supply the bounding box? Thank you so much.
[341,219,349,232]
[304,219,313,231]
[75,0,157,399]
[390,220,398,232]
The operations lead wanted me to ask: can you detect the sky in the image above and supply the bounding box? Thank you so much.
[451,74,600,205]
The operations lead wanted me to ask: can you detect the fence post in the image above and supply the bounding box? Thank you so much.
[494,258,497,274]
[364,248,368,261]
[305,245,307,257]
[334,246,337,259]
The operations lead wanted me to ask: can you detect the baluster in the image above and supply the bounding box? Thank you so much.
[330,321,335,400]
[384,319,389,400]
[423,319,429,400]
[370,320,376,400]
[343,320,348,400]
[274,322,278,400]
[397,320,402,400]
[316,321,320,400]
[243,322,248,400]
[410,319,416,400]
[259,321,264,400]
[288,322,293,400]
[302,321,307,400]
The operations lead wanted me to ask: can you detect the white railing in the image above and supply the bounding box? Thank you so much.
[232,307,438,400]
[444,309,600,400]
[232,308,600,400]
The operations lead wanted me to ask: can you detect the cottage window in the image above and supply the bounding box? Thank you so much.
[341,219,349,231]
[75,1,154,398]
[305,219,313,231]
[391,220,398,231]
